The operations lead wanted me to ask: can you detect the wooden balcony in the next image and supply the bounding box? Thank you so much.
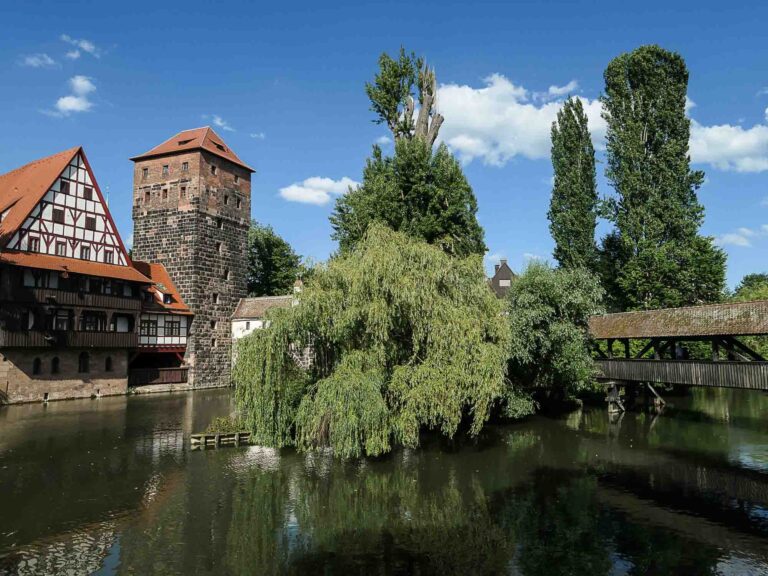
[4,287,142,311]
[0,329,138,349]
[129,367,189,386]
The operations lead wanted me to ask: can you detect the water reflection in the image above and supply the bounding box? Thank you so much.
[1,388,767,575]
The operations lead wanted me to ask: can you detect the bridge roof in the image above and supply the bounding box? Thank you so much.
[589,300,768,339]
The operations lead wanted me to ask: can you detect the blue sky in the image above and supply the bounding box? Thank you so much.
[2,0,767,288]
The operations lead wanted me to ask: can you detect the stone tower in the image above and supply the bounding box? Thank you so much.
[131,127,253,387]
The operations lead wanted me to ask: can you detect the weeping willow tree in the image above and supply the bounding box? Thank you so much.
[234,224,533,458]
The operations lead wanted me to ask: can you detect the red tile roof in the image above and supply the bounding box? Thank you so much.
[132,261,192,315]
[130,127,254,172]
[0,250,153,283]
[0,147,80,247]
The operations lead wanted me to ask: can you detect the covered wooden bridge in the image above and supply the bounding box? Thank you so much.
[589,300,768,391]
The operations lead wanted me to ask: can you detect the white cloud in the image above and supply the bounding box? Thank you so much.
[250,132,266,139]
[375,135,392,145]
[437,74,605,166]
[211,114,234,132]
[279,176,359,206]
[60,34,100,58]
[715,225,768,247]
[126,233,134,249]
[486,252,505,264]
[546,80,578,98]
[21,53,56,68]
[689,120,768,173]
[523,252,544,261]
[48,75,96,116]
[437,73,768,173]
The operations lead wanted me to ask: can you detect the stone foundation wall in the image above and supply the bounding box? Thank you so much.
[0,349,129,404]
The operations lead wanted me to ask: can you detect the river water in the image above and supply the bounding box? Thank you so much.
[1,388,767,575]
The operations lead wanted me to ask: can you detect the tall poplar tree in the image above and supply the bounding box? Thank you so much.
[548,97,598,270]
[600,45,725,310]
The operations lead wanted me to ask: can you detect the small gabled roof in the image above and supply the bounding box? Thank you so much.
[0,147,80,247]
[232,295,293,319]
[132,261,193,315]
[130,127,254,172]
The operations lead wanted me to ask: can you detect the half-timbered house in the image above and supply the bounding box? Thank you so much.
[0,147,192,404]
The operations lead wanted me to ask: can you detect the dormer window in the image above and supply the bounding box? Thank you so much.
[163,293,173,304]
[178,139,193,146]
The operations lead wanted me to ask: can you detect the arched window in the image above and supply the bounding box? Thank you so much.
[105,356,113,372]
[32,357,42,375]
[78,352,90,374]
[51,357,60,374]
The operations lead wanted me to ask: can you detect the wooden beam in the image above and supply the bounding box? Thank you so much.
[724,336,766,362]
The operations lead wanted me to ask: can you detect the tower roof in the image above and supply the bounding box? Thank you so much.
[0,146,80,247]
[130,126,254,172]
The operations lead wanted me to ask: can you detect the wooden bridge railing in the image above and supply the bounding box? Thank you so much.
[596,359,768,390]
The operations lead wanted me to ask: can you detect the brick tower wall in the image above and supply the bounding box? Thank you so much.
[131,150,251,388]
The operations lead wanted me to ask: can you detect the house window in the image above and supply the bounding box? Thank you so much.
[223,268,229,280]
[224,194,229,206]
[81,312,105,332]
[236,197,242,209]
[162,293,173,304]
[212,338,217,348]
[166,321,181,337]
[182,162,189,172]
[210,320,217,329]
[245,321,250,330]
[140,319,158,337]
[51,357,60,374]
[142,167,149,180]
[80,246,91,260]
[104,250,114,264]
[162,189,168,200]
[212,293,219,304]
[83,187,93,200]
[60,181,70,194]
[53,208,65,224]
[56,241,66,256]
[32,358,42,375]
[144,190,151,203]
[162,165,169,176]
[217,218,224,230]
[53,311,69,331]
[235,175,240,184]
[85,216,96,231]
[181,186,187,198]
[105,356,113,372]
[78,352,90,373]
[216,242,222,253]
[210,165,217,175]
[28,236,40,252]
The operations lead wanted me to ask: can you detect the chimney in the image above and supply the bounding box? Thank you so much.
[500,259,507,266]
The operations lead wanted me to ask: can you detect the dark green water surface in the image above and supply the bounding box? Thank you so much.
[1,388,768,575]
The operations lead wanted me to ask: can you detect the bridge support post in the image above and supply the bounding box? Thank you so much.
[646,383,665,410]
[605,382,625,414]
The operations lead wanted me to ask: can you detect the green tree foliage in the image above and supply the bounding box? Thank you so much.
[246,221,304,296]
[729,272,768,358]
[507,261,604,397]
[331,139,486,257]
[600,45,726,311]
[234,224,532,458]
[548,97,599,271]
[330,48,485,257]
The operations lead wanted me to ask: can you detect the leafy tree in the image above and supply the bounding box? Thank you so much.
[548,97,598,271]
[734,273,768,297]
[600,45,726,310]
[234,224,533,459]
[246,221,304,296]
[331,139,486,257]
[330,48,486,257]
[507,261,604,398]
